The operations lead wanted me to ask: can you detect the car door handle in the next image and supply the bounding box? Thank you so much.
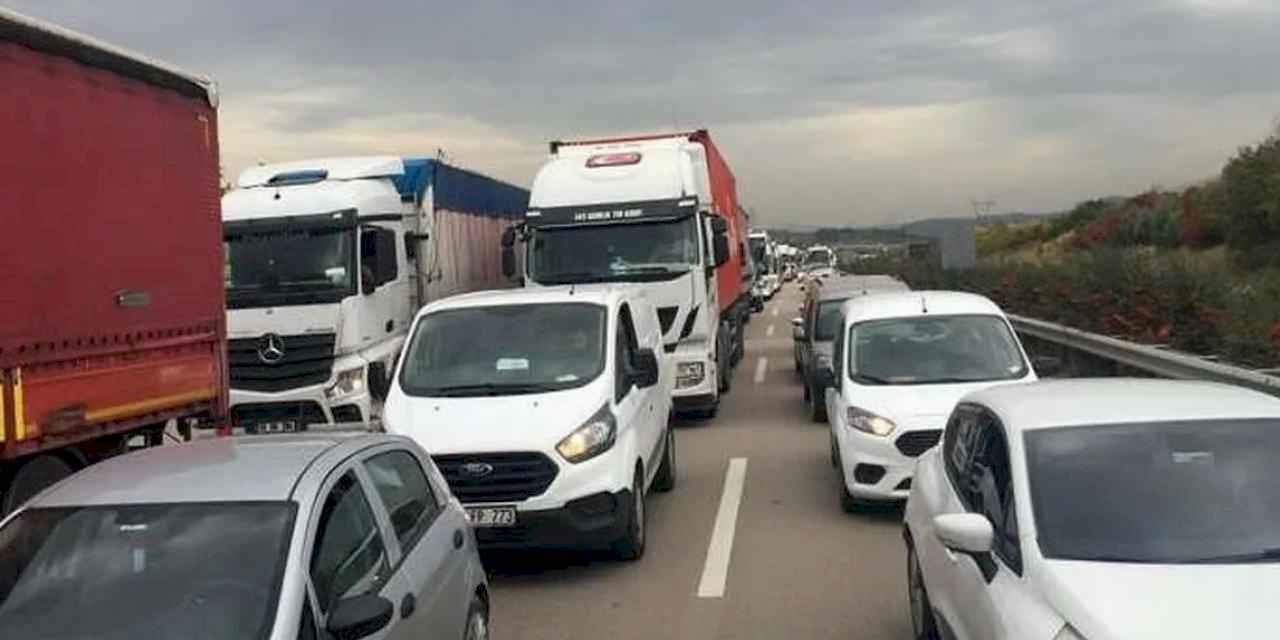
[453,529,465,549]
[401,593,416,619]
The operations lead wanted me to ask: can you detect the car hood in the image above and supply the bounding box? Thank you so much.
[849,378,1027,429]
[385,377,608,455]
[1040,559,1280,639]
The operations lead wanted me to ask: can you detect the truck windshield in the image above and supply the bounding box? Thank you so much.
[528,217,699,285]
[0,502,294,640]
[805,249,832,266]
[749,237,768,267]
[400,303,608,397]
[224,226,355,308]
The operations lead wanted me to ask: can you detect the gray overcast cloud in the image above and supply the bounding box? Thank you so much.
[9,0,1280,225]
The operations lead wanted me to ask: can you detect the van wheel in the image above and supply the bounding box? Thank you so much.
[653,429,676,492]
[613,469,647,561]
[2,455,77,516]
[464,594,490,640]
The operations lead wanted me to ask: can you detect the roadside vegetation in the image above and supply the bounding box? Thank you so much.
[860,127,1280,368]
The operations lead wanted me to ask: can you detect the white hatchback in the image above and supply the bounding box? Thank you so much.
[905,379,1280,640]
[825,291,1039,510]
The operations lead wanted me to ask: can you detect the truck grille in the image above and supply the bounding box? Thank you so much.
[895,430,943,458]
[432,452,559,503]
[229,333,336,392]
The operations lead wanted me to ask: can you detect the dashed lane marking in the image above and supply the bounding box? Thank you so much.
[697,457,749,599]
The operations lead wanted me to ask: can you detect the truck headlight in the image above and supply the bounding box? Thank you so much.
[846,406,896,437]
[556,404,617,463]
[676,362,705,389]
[325,366,366,401]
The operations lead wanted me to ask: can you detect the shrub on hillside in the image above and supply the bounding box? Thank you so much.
[1222,132,1280,262]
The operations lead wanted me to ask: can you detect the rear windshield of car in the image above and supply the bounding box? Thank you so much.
[400,302,607,397]
[1028,419,1280,564]
[847,314,1027,385]
[0,501,295,640]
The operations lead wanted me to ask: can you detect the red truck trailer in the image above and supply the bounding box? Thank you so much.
[0,9,227,514]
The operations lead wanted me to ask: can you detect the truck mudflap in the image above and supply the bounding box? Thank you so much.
[1,333,224,457]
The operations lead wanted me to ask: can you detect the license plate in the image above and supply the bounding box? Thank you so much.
[250,421,299,434]
[466,507,517,528]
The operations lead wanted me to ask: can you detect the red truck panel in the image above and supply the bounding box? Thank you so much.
[689,131,750,314]
[0,25,227,456]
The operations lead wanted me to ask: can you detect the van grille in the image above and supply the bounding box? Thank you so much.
[895,430,943,457]
[432,452,559,503]
[229,333,336,392]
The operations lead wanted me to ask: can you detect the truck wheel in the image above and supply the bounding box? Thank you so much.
[653,429,676,492]
[613,468,647,561]
[2,455,77,515]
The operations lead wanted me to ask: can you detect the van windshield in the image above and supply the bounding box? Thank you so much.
[400,303,608,397]
[847,314,1027,385]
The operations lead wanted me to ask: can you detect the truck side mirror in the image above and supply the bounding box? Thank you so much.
[501,226,519,279]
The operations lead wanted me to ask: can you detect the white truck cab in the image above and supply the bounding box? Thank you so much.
[382,286,677,560]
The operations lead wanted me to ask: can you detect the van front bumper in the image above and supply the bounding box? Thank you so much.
[472,489,632,549]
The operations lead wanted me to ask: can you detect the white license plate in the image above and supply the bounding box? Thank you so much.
[466,507,517,528]
[252,421,299,434]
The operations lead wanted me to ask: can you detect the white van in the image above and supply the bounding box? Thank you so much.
[382,286,676,560]
[825,291,1044,511]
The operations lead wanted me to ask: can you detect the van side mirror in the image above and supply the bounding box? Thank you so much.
[1032,355,1062,378]
[633,348,660,388]
[326,595,394,640]
[368,361,390,401]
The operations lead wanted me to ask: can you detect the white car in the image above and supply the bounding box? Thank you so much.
[825,291,1039,510]
[383,286,676,560]
[904,379,1280,640]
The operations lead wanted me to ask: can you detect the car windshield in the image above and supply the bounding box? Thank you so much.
[224,225,355,308]
[847,314,1027,385]
[0,502,294,640]
[1028,419,1280,564]
[814,300,847,341]
[400,302,607,397]
[528,217,699,284]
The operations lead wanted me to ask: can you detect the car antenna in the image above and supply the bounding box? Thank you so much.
[921,295,929,314]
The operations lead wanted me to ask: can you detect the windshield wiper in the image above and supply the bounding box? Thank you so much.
[1179,547,1280,564]
[430,383,560,397]
[536,271,614,285]
[851,373,894,385]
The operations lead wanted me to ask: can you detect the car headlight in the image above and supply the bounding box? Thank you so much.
[1054,626,1086,640]
[676,362,705,389]
[556,404,617,463]
[846,406,896,437]
[325,366,366,401]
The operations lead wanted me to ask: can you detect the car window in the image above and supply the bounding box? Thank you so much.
[363,450,440,553]
[615,305,640,402]
[310,471,390,613]
[943,406,980,495]
[813,300,847,341]
[968,411,1022,574]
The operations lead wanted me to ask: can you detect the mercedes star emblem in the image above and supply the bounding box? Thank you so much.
[257,333,286,365]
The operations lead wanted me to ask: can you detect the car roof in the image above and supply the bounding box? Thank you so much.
[841,290,1003,323]
[30,433,385,507]
[417,285,626,316]
[968,379,1280,432]
[814,276,908,302]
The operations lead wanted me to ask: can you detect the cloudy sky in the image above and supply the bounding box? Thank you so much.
[9,1,1280,225]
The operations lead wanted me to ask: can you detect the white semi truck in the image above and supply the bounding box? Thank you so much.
[221,156,527,431]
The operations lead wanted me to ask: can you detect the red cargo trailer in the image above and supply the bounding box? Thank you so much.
[0,8,227,514]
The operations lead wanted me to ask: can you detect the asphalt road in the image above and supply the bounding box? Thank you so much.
[485,286,912,640]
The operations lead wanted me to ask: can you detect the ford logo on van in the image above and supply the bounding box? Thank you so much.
[461,462,494,478]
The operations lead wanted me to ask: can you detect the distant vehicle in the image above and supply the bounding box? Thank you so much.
[0,429,490,640]
[507,130,751,418]
[222,157,527,433]
[0,9,228,515]
[825,291,1044,511]
[792,276,910,422]
[803,245,837,272]
[383,286,676,560]
[748,229,781,298]
[905,379,1280,640]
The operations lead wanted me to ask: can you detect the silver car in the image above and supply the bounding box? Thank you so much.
[0,431,490,640]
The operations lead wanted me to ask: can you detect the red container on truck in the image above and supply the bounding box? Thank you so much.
[514,129,752,416]
[0,9,227,514]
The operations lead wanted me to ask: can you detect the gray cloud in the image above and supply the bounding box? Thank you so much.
[7,0,1280,225]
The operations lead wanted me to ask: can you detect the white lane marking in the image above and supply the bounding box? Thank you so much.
[697,457,749,598]
[766,324,775,337]
[771,306,779,318]
[753,357,768,384]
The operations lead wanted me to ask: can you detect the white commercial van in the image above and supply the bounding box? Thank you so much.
[382,286,677,560]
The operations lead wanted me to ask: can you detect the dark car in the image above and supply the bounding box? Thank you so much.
[792,275,909,422]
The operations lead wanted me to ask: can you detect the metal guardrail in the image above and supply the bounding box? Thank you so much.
[1009,314,1280,398]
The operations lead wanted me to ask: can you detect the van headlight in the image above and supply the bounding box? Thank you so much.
[676,362,705,389]
[846,406,896,437]
[556,404,617,463]
[326,366,366,401]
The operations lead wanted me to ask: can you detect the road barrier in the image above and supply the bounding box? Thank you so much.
[1010,314,1280,398]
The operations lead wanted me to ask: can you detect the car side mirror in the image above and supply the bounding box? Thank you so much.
[933,513,994,554]
[326,594,394,640]
[633,348,660,388]
[1032,355,1062,378]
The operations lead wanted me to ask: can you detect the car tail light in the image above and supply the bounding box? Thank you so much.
[586,152,642,168]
